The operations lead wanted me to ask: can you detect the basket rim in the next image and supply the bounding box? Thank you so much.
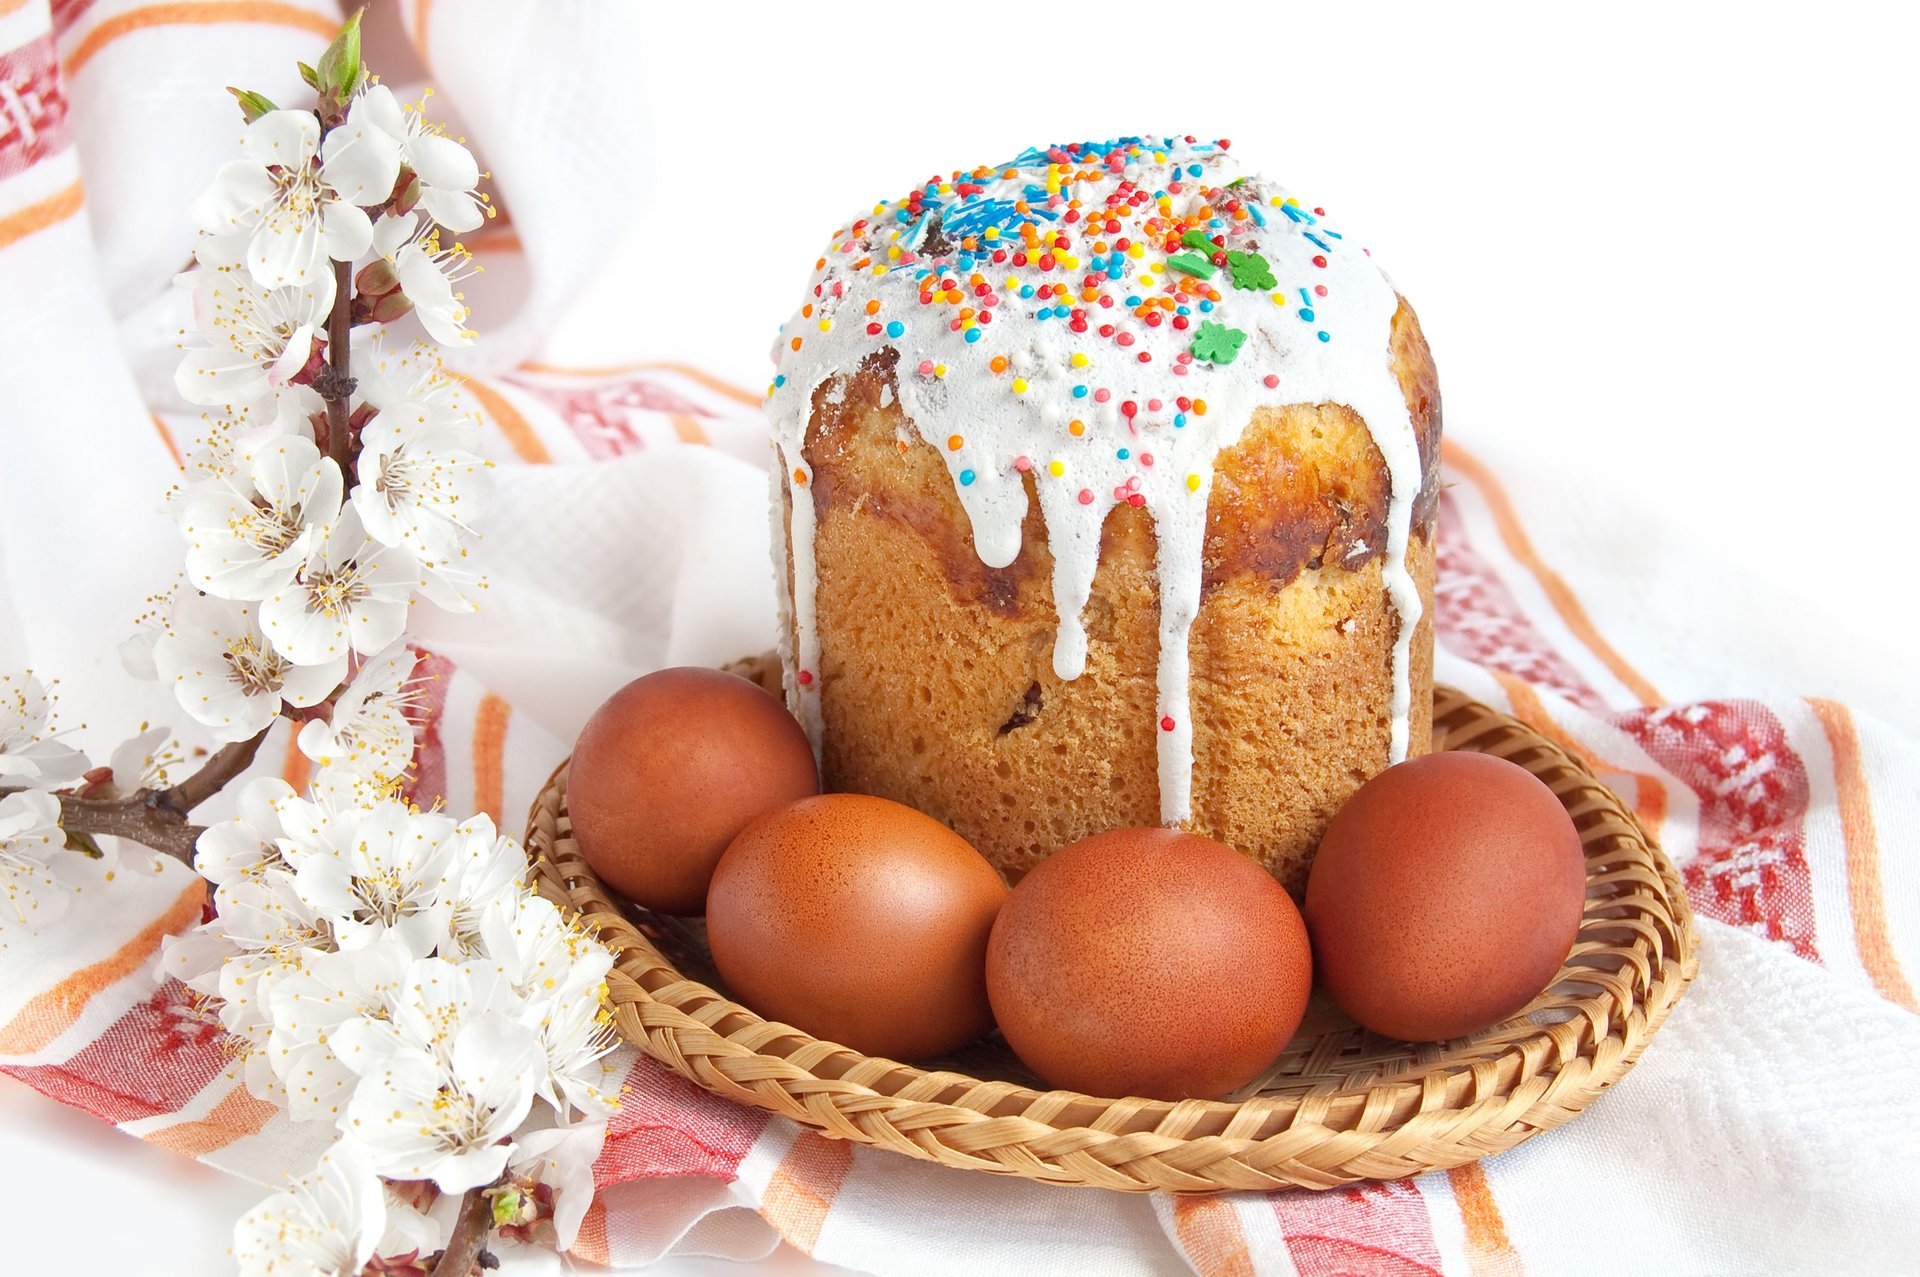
[527,682,1700,1192]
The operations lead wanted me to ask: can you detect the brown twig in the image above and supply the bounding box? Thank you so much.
[13,730,271,865]
[429,1186,493,1277]
[317,256,357,476]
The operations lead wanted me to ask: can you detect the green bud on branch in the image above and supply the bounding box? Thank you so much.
[226,87,279,123]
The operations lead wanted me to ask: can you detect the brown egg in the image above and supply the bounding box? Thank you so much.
[706,794,1007,1060]
[985,829,1312,1101]
[568,667,817,915]
[1304,751,1587,1042]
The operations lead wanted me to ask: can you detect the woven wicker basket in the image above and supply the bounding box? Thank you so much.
[526,658,1699,1193]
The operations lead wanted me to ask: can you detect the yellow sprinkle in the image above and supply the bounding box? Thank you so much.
[1271,292,1286,305]
[817,319,831,332]
[888,245,903,260]
[938,183,953,194]
[1060,254,1080,270]
[871,265,887,276]
[933,364,947,377]
[1186,474,1201,492]
[1047,460,1065,477]
[1127,243,1145,259]
[1005,276,1020,291]
[984,227,1000,241]
[1012,378,1029,393]
[1070,352,1089,368]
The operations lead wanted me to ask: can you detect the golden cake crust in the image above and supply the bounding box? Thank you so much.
[790,300,1440,892]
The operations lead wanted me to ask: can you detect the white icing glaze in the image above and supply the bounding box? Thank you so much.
[766,137,1424,822]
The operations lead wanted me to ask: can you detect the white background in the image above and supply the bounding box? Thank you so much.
[9,2,1918,1273]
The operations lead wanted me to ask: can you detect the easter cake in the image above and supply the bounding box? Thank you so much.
[765,136,1441,893]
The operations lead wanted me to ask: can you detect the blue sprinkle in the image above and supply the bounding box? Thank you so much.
[1116,447,1130,460]
[1175,305,1191,317]
[1304,232,1331,252]
[1186,163,1202,177]
[1298,308,1315,321]
[1019,285,1035,298]
[1173,413,1187,429]
[957,255,975,271]
[1034,309,1051,321]
[959,469,976,486]
[1198,299,1215,313]
[773,374,786,388]
[1125,295,1142,307]
[1279,203,1308,223]
[1248,204,1266,227]
[1072,384,1089,398]
[964,328,983,343]
[1053,305,1071,318]
[1317,331,1331,343]
[885,321,905,338]
[1324,230,1343,239]
[1299,288,1312,306]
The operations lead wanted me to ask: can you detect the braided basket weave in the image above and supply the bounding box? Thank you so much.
[526,657,1698,1193]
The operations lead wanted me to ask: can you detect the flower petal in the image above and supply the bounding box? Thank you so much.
[320,123,401,206]
[191,161,277,233]
[248,213,324,288]
[241,110,320,169]
[408,133,479,194]
[418,186,484,233]
[320,199,374,264]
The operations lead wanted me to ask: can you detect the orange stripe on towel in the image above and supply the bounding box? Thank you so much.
[471,693,510,824]
[0,880,206,1057]
[141,1082,280,1158]
[669,413,711,445]
[0,180,84,252]
[1809,699,1919,1014]
[149,414,182,467]
[458,377,552,464]
[1448,1162,1524,1277]
[64,3,337,77]
[759,1132,854,1255]
[568,1200,610,1265]
[1171,1196,1256,1277]
[1444,440,1661,706]
[1494,671,1668,838]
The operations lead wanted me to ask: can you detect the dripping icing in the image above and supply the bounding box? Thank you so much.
[766,136,1423,820]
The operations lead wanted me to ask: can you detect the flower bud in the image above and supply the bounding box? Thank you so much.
[355,256,401,299]
[389,166,422,217]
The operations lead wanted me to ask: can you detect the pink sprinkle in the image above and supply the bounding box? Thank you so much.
[1263,374,1280,389]
[1172,365,1189,376]
[1013,455,1032,472]
[1116,331,1136,347]
[832,280,846,297]
[1139,453,1154,467]
[1113,486,1129,500]
[1177,351,1195,364]
[982,293,999,308]
[1160,715,1175,732]
[798,670,815,687]
[1077,488,1094,505]
[1094,388,1112,403]
[1147,399,1163,411]
[1125,476,1140,492]
[918,360,935,375]
[1137,352,1152,362]
[1314,284,1328,297]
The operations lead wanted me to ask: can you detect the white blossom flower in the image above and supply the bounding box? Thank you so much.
[356,85,485,232]
[179,434,343,602]
[233,1140,387,1277]
[260,505,419,665]
[295,641,423,784]
[345,1014,542,1193]
[435,816,529,961]
[501,1120,607,1251]
[0,673,88,789]
[473,893,618,1120]
[155,593,345,740]
[369,212,476,347]
[192,108,399,288]
[93,724,176,799]
[193,777,301,886]
[292,800,455,956]
[0,790,72,934]
[352,401,490,558]
[167,869,337,1034]
[173,261,335,428]
[264,941,410,1121]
